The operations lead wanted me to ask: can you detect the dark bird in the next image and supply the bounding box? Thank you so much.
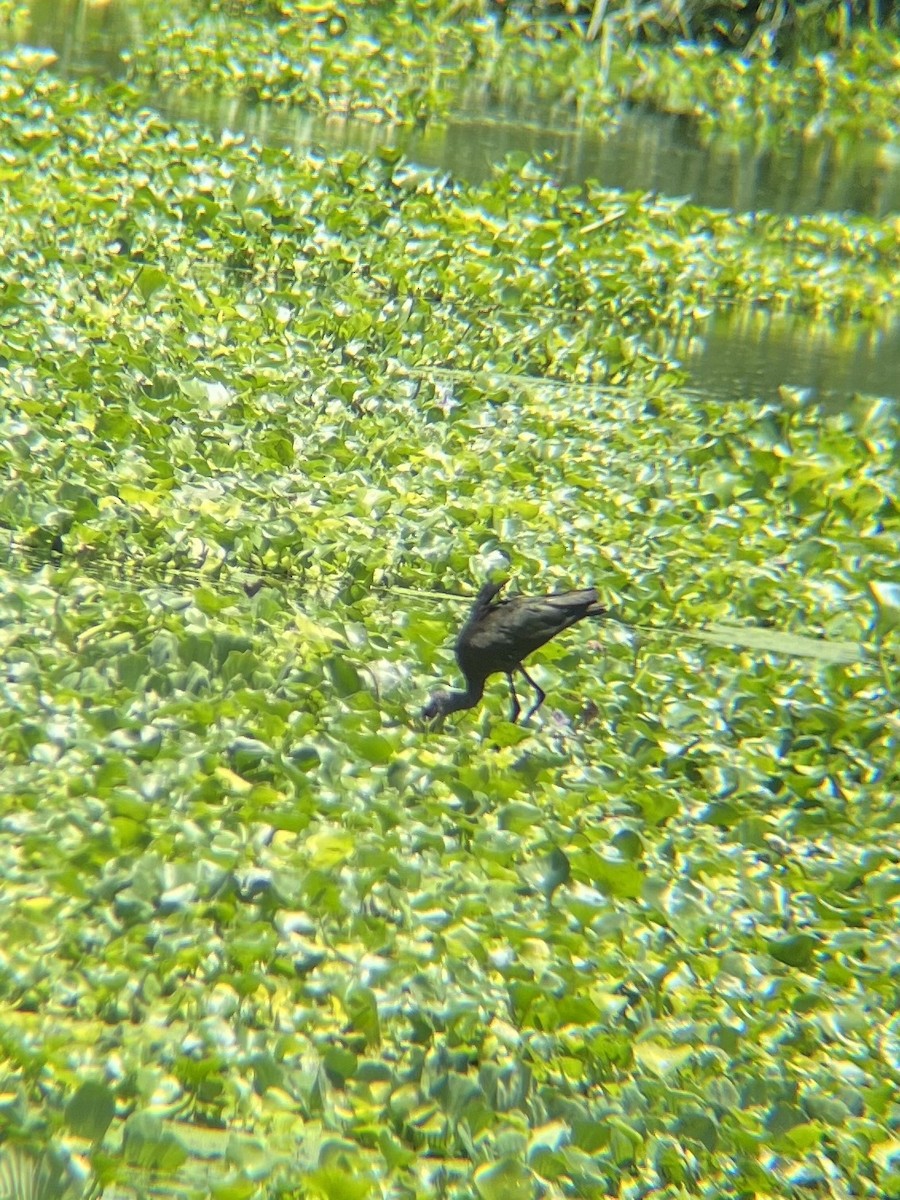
[423,580,607,723]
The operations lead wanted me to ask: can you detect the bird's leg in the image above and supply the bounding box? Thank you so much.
[506,673,521,724]
[519,666,545,721]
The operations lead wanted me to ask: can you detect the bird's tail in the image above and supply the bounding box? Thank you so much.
[546,588,606,619]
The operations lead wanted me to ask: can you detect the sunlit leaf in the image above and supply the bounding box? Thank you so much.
[64,1080,115,1142]
[474,1158,534,1200]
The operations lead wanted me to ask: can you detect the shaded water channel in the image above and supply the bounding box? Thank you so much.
[15,0,900,408]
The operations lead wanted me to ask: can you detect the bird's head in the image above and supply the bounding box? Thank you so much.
[422,687,479,721]
[422,691,451,721]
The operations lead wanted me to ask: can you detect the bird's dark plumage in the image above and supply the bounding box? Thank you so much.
[423,581,607,723]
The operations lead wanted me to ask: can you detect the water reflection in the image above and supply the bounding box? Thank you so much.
[24,0,132,79]
[16,0,900,220]
[150,90,900,221]
[668,308,900,408]
[414,105,900,221]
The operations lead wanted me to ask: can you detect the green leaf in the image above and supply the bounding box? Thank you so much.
[633,1040,693,1077]
[134,265,170,301]
[325,655,363,698]
[573,850,644,899]
[764,1102,807,1137]
[307,1166,372,1200]
[64,1080,115,1141]
[122,1112,188,1171]
[323,1046,358,1086]
[490,721,532,748]
[344,986,381,1048]
[767,933,817,968]
[541,848,571,901]
[474,1158,534,1200]
[674,1109,719,1151]
[868,580,900,635]
[307,829,354,868]
[344,732,394,764]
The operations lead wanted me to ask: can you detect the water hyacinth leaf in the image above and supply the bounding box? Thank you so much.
[650,1135,690,1185]
[134,265,170,301]
[868,580,900,635]
[498,802,543,832]
[764,1102,808,1137]
[323,1047,358,1086]
[0,40,898,1200]
[610,829,643,860]
[489,721,532,748]
[805,1094,852,1126]
[221,649,260,684]
[674,1109,719,1152]
[633,1041,693,1077]
[527,1120,570,1160]
[306,830,354,868]
[115,651,150,689]
[106,725,162,761]
[377,1131,415,1170]
[572,850,644,899]
[325,654,364,698]
[344,731,395,764]
[343,986,381,1048]
[767,933,817,968]
[122,1113,189,1171]
[64,1080,115,1141]
[209,1179,258,1200]
[870,1139,900,1171]
[194,587,234,615]
[307,1165,372,1200]
[228,738,274,770]
[540,848,571,901]
[866,870,900,905]
[288,743,321,771]
[608,1119,642,1165]
[474,1158,534,1200]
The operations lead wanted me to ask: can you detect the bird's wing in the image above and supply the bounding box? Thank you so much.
[466,602,552,664]
[474,592,602,664]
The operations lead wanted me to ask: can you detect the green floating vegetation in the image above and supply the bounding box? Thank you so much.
[0,48,898,1200]
[117,0,900,143]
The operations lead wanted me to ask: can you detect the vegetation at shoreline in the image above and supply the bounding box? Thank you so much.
[1,47,899,1196]
[112,0,900,143]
